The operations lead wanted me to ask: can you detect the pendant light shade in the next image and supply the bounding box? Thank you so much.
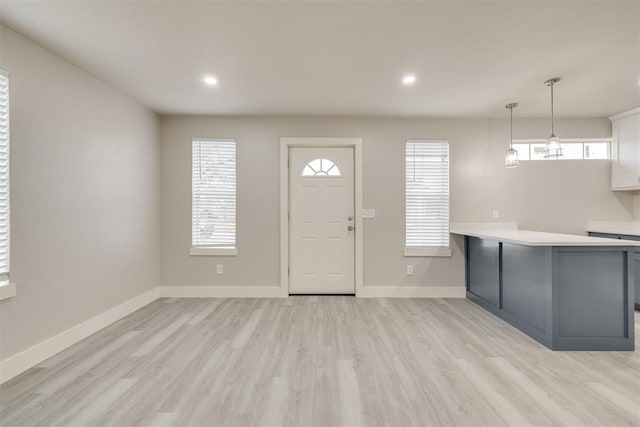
[505,147,519,168]
[544,78,563,159]
[505,103,519,168]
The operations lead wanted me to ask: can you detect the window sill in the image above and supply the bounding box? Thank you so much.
[0,282,16,301]
[190,247,238,256]
[404,247,452,257]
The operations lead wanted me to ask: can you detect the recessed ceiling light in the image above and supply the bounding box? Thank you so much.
[203,75,218,86]
[402,75,416,86]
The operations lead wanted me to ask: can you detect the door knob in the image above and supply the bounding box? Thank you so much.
[348,216,353,221]
[347,225,354,231]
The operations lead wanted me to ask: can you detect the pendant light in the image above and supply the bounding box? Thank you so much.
[544,77,562,158]
[504,103,519,168]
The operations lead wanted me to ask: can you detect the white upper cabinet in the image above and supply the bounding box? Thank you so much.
[610,108,640,191]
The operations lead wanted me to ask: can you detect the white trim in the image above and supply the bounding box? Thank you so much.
[406,138,450,144]
[189,247,238,256]
[354,142,363,297]
[357,286,466,298]
[404,247,452,257]
[280,142,288,298]
[280,137,364,297]
[0,282,16,300]
[191,137,236,143]
[159,285,281,298]
[609,107,640,121]
[0,287,161,384]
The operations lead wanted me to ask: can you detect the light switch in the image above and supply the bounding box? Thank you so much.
[361,209,376,219]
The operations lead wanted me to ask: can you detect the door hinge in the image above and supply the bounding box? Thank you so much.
[288,266,290,276]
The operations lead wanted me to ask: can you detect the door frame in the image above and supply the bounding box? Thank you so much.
[280,137,363,297]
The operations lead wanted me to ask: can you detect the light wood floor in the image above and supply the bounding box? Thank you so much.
[1,297,639,427]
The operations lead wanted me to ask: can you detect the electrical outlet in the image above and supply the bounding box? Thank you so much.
[406,265,414,276]
[216,264,223,275]
[492,209,499,219]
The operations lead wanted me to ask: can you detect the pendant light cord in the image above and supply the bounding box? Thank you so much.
[550,81,555,136]
[510,106,513,149]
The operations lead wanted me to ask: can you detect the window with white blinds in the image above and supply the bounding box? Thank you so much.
[0,72,9,284]
[405,140,450,255]
[192,139,236,251]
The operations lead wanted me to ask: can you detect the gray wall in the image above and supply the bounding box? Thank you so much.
[0,23,631,360]
[0,27,161,359]
[160,115,631,289]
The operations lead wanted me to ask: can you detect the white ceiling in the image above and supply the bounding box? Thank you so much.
[0,1,638,117]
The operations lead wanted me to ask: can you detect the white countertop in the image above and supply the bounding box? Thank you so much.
[450,227,638,247]
[586,221,640,237]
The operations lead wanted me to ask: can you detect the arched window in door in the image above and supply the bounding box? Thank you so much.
[301,158,341,176]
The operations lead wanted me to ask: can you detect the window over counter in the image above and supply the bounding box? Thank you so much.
[405,140,451,257]
[191,139,237,256]
[512,139,610,161]
[0,70,12,300]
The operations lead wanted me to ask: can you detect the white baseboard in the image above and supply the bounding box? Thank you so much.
[159,285,282,298]
[0,284,465,384]
[0,287,161,385]
[357,286,466,298]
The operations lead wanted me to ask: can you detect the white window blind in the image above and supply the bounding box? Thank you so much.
[406,140,449,249]
[192,139,236,248]
[0,71,9,284]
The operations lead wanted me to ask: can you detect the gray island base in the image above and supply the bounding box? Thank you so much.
[453,228,635,351]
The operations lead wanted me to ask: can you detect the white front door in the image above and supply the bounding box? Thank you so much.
[289,147,355,294]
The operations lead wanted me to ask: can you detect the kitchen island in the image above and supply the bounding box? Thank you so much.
[451,225,635,351]
[587,221,640,311]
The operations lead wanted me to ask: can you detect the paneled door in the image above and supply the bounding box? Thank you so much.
[289,147,355,294]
